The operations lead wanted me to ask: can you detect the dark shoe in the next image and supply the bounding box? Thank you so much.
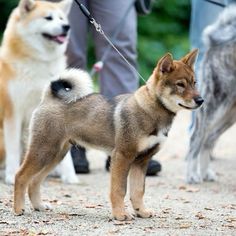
[105,157,161,176]
[71,146,90,174]
[105,156,111,171]
[146,159,161,176]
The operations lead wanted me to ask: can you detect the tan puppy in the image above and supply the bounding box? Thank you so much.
[0,0,78,184]
[14,50,203,220]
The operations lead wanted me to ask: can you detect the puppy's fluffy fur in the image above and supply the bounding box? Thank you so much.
[14,51,203,220]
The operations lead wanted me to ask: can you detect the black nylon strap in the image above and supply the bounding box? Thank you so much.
[74,0,93,22]
[204,0,225,7]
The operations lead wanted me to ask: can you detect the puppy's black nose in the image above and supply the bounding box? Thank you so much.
[62,24,70,33]
[194,96,204,106]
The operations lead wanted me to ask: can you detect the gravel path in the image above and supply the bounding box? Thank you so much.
[0,111,236,236]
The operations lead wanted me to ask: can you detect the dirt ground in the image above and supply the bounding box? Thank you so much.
[0,111,236,236]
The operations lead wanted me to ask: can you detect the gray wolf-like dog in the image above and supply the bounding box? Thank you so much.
[186,4,236,184]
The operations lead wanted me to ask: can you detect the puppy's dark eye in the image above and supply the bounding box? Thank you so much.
[176,82,185,88]
[45,16,53,21]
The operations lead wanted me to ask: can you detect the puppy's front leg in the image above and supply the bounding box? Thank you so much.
[129,159,154,218]
[110,150,134,221]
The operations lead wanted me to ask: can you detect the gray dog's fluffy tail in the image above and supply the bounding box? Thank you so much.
[50,68,93,103]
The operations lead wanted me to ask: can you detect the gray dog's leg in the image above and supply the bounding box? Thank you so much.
[187,103,236,184]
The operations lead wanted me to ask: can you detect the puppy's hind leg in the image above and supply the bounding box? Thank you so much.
[14,150,46,215]
[14,140,66,215]
[28,144,70,212]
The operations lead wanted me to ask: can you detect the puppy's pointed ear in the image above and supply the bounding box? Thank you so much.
[157,53,174,74]
[181,49,198,69]
[19,0,35,15]
[59,0,73,15]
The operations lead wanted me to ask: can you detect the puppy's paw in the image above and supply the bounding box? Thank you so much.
[14,208,25,216]
[61,174,80,184]
[34,202,52,212]
[113,211,134,221]
[203,169,217,182]
[5,174,15,185]
[136,208,154,218]
[186,172,203,184]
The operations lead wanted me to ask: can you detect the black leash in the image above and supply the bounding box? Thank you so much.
[204,0,226,7]
[89,0,135,76]
[74,0,93,22]
[73,0,147,84]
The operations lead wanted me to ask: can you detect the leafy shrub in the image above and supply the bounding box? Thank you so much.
[0,0,18,32]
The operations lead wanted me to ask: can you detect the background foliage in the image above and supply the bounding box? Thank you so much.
[138,0,191,83]
[0,0,191,85]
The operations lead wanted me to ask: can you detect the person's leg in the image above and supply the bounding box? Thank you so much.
[66,0,89,69]
[90,0,161,175]
[66,0,90,173]
[71,146,89,173]
[90,0,139,98]
[106,155,161,176]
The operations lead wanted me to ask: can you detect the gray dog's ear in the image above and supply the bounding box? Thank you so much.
[19,0,35,15]
[181,49,198,69]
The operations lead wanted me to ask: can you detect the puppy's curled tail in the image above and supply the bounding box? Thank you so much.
[50,68,93,103]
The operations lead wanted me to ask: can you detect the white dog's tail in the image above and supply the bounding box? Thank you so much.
[50,68,93,103]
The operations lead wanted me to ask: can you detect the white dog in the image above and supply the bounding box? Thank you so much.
[0,0,78,184]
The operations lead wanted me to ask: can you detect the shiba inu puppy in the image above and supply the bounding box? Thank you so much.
[0,0,78,184]
[186,4,236,184]
[14,50,203,220]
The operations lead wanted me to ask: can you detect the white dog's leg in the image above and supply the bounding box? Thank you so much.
[57,151,79,184]
[4,115,22,185]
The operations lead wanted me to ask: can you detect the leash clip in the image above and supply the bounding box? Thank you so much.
[90,18,104,35]
[73,0,147,84]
